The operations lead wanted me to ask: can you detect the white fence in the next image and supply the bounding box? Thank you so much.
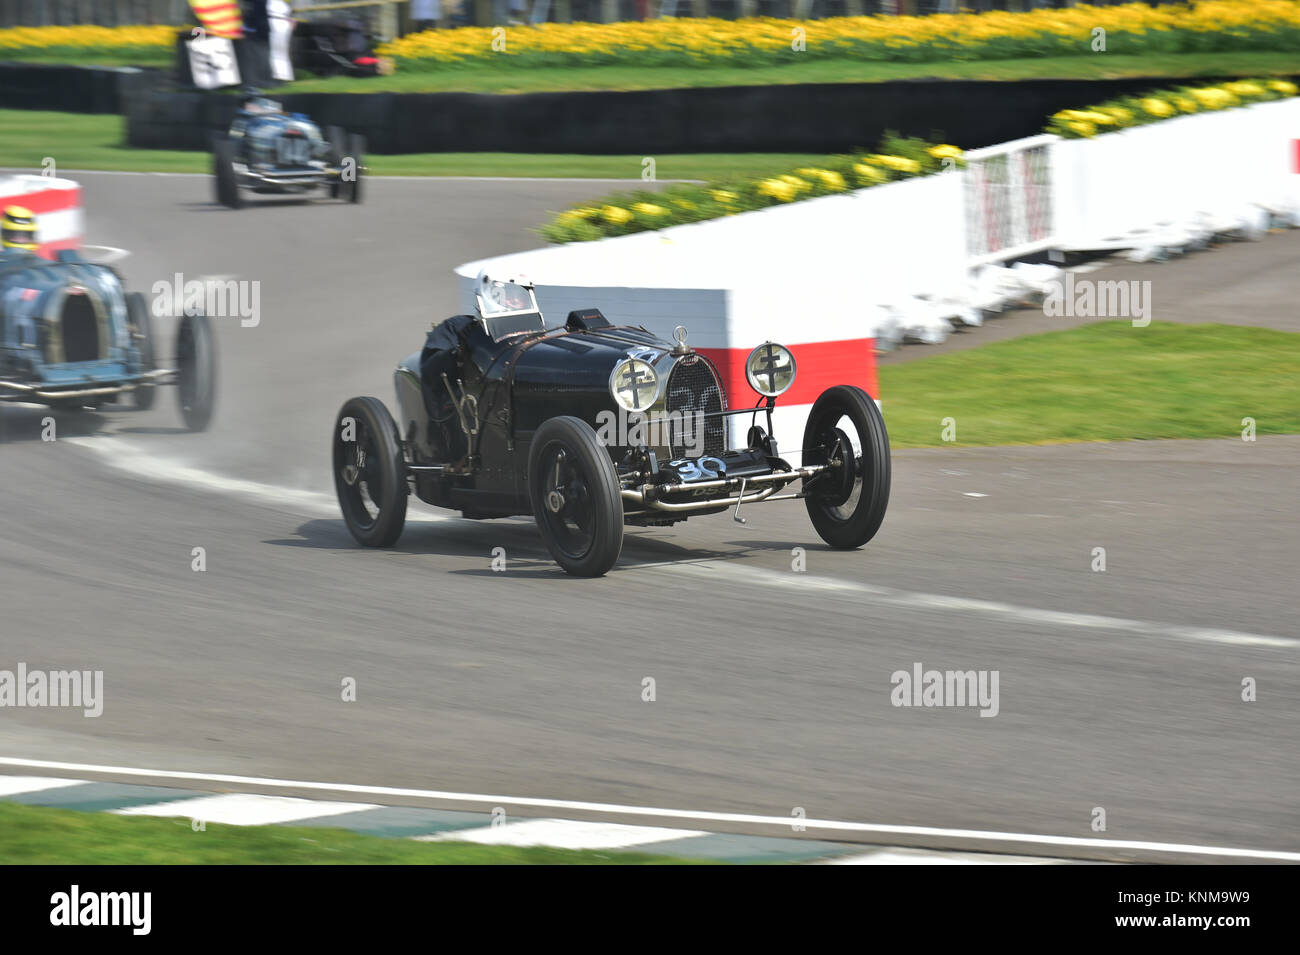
[964,134,1056,265]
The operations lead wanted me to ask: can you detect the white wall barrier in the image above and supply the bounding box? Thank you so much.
[1050,98,1300,249]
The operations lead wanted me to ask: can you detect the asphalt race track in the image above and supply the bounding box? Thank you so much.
[1,171,1297,861]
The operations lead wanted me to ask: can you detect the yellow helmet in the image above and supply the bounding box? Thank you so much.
[1,205,37,251]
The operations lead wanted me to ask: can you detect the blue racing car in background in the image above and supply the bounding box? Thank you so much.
[212,90,365,209]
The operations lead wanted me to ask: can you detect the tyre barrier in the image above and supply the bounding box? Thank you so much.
[0,62,159,115]
[119,75,1297,155]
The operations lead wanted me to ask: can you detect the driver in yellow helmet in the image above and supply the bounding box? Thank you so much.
[1,205,38,253]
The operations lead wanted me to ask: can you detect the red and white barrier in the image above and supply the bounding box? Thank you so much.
[0,174,83,259]
[456,172,965,463]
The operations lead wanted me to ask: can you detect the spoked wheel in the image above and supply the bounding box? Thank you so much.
[175,312,216,432]
[528,416,623,577]
[126,291,156,411]
[802,384,891,549]
[333,396,408,547]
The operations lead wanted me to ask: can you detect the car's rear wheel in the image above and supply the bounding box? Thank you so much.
[802,385,890,549]
[213,136,242,209]
[528,416,623,577]
[126,291,156,411]
[344,133,364,203]
[333,396,408,547]
[176,313,216,432]
[326,126,346,199]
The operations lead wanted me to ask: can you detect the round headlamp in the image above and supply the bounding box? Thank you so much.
[745,342,797,397]
[610,358,660,413]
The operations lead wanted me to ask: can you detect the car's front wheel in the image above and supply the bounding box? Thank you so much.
[333,397,408,547]
[802,385,891,549]
[212,136,242,209]
[528,416,623,577]
[175,312,216,432]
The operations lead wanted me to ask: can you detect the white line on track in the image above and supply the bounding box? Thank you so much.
[65,436,1296,649]
[656,561,1299,650]
[1,757,1296,862]
[826,849,1063,865]
[64,437,342,517]
[63,436,452,522]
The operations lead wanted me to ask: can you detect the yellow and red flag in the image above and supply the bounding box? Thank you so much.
[189,0,244,39]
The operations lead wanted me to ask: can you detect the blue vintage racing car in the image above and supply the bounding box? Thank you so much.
[212,91,365,209]
[0,243,216,431]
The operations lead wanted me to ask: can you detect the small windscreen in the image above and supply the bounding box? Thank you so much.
[479,279,534,315]
[485,311,545,340]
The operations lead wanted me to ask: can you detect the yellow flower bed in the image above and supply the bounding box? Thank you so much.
[0,24,176,56]
[379,2,1300,69]
[1,2,1296,69]
[541,134,962,243]
[1047,77,1298,139]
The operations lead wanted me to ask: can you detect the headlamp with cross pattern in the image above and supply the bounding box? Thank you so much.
[744,342,796,397]
[609,357,660,413]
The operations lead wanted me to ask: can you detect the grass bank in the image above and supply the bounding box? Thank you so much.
[879,322,1300,448]
[0,801,708,864]
[0,109,824,179]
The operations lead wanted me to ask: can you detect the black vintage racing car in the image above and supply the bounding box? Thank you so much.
[332,275,889,577]
[212,91,365,209]
[0,245,216,431]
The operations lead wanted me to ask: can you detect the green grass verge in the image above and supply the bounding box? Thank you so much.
[0,109,823,178]
[0,801,711,864]
[879,322,1300,449]
[6,51,1298,93]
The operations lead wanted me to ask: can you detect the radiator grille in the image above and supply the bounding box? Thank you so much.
[665,356,725,457]
[61,298,100,363]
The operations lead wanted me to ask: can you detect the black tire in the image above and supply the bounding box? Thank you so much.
[344,133,364,203]
[326,126,346,199]
[176,312,216,432]
[802,385,891,549]
[126,291,156,411]
[333,396,408,547]
[528,415,623,577]
[213,136,242,209]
